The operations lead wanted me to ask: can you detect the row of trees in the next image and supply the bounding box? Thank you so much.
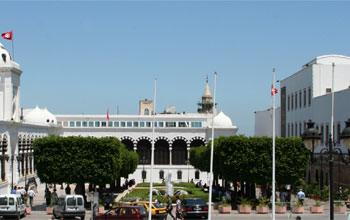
[190,135,310,197]
[33,136,138,189]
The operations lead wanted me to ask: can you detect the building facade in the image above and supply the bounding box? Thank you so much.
[0,43,238,193]
[255,54,350,188]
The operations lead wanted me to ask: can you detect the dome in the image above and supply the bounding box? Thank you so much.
[0,43,12,67]
[214,111,232,127]
[25,106,57,124]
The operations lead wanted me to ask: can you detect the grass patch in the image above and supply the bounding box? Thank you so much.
[136,182,165,187]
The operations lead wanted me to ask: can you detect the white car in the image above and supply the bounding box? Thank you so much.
[53,194,85,219]
[0,194,26,219]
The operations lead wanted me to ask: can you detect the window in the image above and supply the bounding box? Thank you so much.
[121,122,126,127]
[158,122,164,127]
[133,122,139,127]
[144,108,149,115]
[67,197,76,206]
[88,121,94,127]
[63,121,68,127]
[288,123,290,137]
[303,89,306,107]
[114,121,119,127]
[101,122,107,127]
[288,95,290,111]
[82,121,87,127]
[159,170,164,180]
[69,121,75,127]
[140,122,145,127]
[295,123,297,137]
[195,170,200,180]
[127,122,132,127]
[191,122,202,127]
[337,123,341,144]
[76,121,81,127]
[299,90,302,108]
[295,92,298,110]
[108,121,113,127]
[299,123,302,136]
[308,87,311,106]
[291,124,294,136]
[166,122,176,127]
[179,122,188,127]
[326,125,329,144]
[146,122,151,127]
[320,125,324,144]
[95,121,100,127]
[9,198,14,206]
[77,197,83,206]
[177,170,182,180]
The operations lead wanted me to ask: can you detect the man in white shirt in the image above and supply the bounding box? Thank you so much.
[28,188,35,207]
[297,189,305,204]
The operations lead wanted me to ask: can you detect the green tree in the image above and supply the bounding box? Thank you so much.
[33,136,137,186]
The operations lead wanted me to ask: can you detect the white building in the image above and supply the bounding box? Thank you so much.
[0,43,238,193]
[255,54,350,151]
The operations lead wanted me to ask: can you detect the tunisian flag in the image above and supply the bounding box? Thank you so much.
[1,31,12,40]
[107,108,110,120]
[271,84,278,96]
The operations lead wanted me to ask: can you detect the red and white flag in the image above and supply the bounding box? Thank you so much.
[107,108,110,120]
[1,31,12,40]
[271,84,278,96]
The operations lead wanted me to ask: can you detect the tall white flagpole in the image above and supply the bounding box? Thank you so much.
[272,68,276,220]
[148,78,157,220]
[331,63,335,141]
[208,72,217,220]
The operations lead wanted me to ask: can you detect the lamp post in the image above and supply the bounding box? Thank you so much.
[302,119,350,220]
[186,159,190,183]
[142,155,146,183]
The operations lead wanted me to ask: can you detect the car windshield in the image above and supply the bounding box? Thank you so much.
[67,197,76,206]
[184,199,206,206]
[153,203,164,208]
[0,197,8,205]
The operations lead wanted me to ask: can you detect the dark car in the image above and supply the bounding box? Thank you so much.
[182,198,208,219]
[93,206,147,220]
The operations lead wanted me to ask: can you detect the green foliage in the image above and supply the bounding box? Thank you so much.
[294,199,304,207]
[34,136,137,185]
[190,136,309,187]
[239,197,252,207]
[335,201,345,207]
[257,197,270,207]
[314,200,321,207]
[136,183,165,187]
[173,182,195,188]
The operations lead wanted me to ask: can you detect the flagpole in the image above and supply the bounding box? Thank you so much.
[148,77,157,220]
[208,72,217,220]
[11,30,14,61]
[272,68,276,220]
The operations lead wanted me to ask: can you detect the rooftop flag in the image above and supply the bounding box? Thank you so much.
[271,84,278,96]
[1,31,12,40]
[107,108,110,120]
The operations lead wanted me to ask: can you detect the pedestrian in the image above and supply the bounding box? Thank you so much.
[11,186,17,194]
[20,187,26,200]
[295,216,301,220]
[51,188,58,204]
[166,195,175,220]
[65,184,71,194]
[175,196,184,220]
[28,188,35,208]
[297,189,305,205]
[45,188,51,207]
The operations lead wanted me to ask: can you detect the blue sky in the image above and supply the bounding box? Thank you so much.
[1,1,350,136]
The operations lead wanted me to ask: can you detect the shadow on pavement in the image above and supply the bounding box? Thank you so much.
[31,202,47,211]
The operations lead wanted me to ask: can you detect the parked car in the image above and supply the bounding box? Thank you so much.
[182,198,208,219]
[93,206,147,220]
[53,194,85,219]
[131,201,167,219]
[0,194,26,219]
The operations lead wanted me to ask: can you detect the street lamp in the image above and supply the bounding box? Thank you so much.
[302,119,350,220]
[142,156,146,183]
[185,159,190,183]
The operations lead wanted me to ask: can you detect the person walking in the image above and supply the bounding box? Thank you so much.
[297,189,305,205]
[175,196,184,220]
[51,188,58,205]
[45,188,51,207]
[65,184,71,195]
[28,188,35,208]
[166,195,175,220]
